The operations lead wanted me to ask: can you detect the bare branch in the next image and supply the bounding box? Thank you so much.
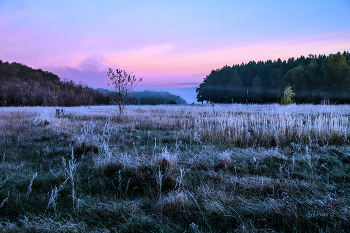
[107,68,142,114]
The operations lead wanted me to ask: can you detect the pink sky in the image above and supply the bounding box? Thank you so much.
[1,0,350,102]
[49,33,350,89]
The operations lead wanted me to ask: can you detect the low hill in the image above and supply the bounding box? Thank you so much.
[96,89,187,105]
[132,90,187,105]
[0,60,108,106]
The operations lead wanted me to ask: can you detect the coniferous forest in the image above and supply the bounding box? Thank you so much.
[196,51,350,104]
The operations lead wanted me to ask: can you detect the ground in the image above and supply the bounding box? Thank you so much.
[0,104,350,232]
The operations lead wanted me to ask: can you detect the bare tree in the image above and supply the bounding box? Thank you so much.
[107,68,142,114]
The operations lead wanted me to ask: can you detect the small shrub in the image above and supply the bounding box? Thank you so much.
[280,86,295,105]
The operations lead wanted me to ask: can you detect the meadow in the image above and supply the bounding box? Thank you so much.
[1,104,350,232]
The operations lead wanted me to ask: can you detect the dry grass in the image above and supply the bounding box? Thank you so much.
[0,104,350,232]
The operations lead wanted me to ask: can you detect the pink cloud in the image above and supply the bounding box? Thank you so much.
[45,56,110,88]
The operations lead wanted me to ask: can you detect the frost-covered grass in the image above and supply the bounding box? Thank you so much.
[1,104,350,232]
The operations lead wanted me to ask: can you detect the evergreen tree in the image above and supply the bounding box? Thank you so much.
[227,69,243,103]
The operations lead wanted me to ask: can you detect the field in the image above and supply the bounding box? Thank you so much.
[1,104,350,232]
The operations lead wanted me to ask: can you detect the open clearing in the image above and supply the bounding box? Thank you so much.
[1,104,350,232]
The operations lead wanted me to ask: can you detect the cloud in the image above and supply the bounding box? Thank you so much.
[49,66,108,87]
[77,55,107,72]
[45,55,110,88]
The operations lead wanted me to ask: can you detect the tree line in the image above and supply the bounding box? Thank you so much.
[96,89,187,105]
[196,51,350,104]
[0,60,187,106]
[130,90,187,105]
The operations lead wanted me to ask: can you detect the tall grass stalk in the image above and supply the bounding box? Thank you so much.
[0,198,8,209]
[187,190,212,233]
[63,149,80,212]
[157,166,163,222]
[45,178,68,214]
[26,172,37,198]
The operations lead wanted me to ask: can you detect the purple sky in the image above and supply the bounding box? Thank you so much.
[1,0,350,103]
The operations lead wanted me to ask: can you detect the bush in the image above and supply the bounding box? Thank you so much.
[280,86,295,105]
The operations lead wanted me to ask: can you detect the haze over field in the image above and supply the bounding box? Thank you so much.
[1,0,350,103]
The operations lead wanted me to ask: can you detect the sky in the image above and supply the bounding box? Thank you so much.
[1,0,350,103]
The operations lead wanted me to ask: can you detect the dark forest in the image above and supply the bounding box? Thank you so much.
[196,51,350,104]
